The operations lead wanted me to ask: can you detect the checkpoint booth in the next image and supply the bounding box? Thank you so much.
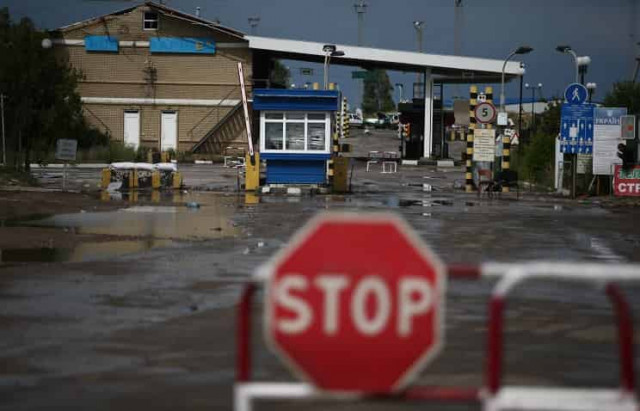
[253,89,339,185]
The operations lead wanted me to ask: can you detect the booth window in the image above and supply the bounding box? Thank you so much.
[262,111,329,153]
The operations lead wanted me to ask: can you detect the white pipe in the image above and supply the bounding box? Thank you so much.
[50,39,247,49]
[81,97,240,107]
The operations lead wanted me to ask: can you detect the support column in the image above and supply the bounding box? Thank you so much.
[423,68,433,159]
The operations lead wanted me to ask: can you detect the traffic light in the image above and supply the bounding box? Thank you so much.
[617,143,634,171]
[401,123,411,139]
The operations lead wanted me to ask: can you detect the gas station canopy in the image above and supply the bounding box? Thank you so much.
[247,36,524,84]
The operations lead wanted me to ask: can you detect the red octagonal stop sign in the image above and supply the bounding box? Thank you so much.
[263,213,446,393]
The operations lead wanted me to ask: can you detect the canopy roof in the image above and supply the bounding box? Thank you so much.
[248,36,524,84]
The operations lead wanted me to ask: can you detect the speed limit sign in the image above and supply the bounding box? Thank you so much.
[474,102,497,124]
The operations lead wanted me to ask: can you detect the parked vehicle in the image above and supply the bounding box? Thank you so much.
[349,113,364,127]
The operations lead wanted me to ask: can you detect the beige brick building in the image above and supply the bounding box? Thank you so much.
[51,1,252,154]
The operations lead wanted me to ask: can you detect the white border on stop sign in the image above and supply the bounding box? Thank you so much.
[255,211,447,394]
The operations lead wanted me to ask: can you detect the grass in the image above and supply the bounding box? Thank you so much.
[0,166,38,187]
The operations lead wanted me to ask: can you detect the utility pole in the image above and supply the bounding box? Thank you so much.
[454,0,463,55]
[248,16,260,35]
[633,42,640,82]
[413,21,425,92]
[354,0,367,46]
[1,93,5,166]
[518,69,523,145]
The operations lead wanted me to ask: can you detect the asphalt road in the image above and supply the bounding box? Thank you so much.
[2,131,640,410]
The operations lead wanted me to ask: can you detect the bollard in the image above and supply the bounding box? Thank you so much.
[244,153,260,191]
[129,169,138,189]
[332,157,350,193]
[172,171,182,189]
[100,168,111,190]
[151,170,161,189]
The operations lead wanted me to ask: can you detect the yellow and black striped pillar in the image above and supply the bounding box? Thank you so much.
[500,87,511,193]
[465,85,478,193]
[484,86,493,130]
[342,97,350,138]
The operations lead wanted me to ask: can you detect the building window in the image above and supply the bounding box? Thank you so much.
[143,12,159,30]
[261,111,330,153]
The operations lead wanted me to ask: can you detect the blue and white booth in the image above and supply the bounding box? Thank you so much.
[253,89,339,185]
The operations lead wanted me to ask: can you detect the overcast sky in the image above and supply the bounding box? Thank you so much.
[3,0,639,108]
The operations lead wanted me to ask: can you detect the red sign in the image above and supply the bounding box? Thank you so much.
[264,213,446,393]
[614,165,640,196]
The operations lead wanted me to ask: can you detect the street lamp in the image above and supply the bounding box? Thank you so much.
[248,16,260,35]
[586,82,597,102]
[517,63,525,144]
[555,45,590,85]
[500,46,533,112]
[525,82,542,132]
[322,44,344,90]
[413,21,425,52]
[354,0,368,47]
[395,83,404,103]
[555,45,577,83]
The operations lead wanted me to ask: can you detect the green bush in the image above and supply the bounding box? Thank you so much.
[519,131,556,188]
[74,141,136,163]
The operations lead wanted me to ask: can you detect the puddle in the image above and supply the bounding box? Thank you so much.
[398,198,454,208]
[29,192,241,241]
[0,240,173,264]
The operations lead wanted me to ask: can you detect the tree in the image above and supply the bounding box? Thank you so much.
[0,8,102,171]
[270,60,291,89]
[603,81,640,115]
[518,100,561,187]
[362,69,395,115]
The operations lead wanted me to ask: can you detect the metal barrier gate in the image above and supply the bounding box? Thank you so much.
[234,262,640,410]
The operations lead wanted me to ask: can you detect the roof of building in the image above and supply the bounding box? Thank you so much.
[57,1,245,40]
[253,88,340,111]
[247,36,524,84]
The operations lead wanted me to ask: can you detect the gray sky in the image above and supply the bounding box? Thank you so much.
[3,0,639,108]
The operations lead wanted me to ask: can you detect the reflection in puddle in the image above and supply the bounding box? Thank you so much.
[0,240,173,264]
[31,192,240,241]
[399,198,454,208]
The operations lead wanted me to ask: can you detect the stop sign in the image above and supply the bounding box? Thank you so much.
[263,213,446,393]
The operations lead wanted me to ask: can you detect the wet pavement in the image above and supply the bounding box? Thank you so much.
[2,130,640,410]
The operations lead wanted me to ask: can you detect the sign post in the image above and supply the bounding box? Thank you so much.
[263,213,446,393]
[55,139,77,191]
[560,83,594,198]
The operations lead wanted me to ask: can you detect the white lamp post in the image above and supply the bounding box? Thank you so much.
[500,46,533,113]
[322,45,344,90]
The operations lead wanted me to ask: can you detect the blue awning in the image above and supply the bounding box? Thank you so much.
[150,37,216,54]
[85,36,118,52]
[253,89,339,112]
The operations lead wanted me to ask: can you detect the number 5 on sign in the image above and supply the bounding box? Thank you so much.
[474,102,497,124]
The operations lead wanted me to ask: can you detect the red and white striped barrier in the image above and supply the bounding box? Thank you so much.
[235,262,640,411]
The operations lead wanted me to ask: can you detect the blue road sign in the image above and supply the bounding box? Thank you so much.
[560,103,595,154]
[564,83,588,105]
